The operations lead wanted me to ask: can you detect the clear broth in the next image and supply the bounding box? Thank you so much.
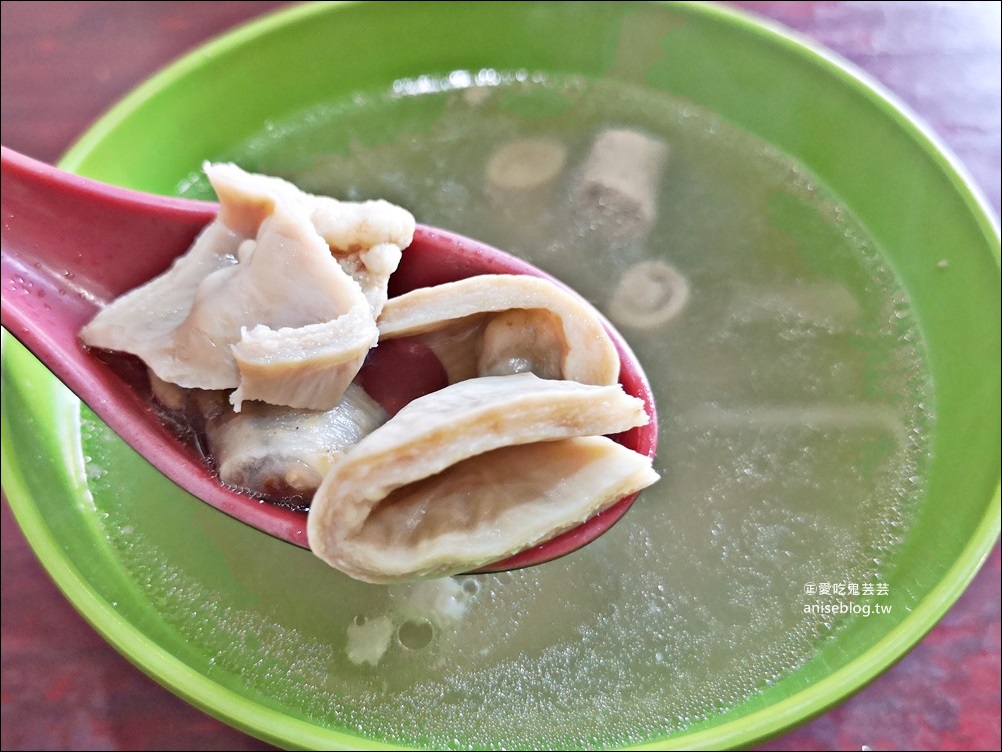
[86,72,931,748]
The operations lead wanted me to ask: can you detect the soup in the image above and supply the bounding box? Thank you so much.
[84,72,931,748]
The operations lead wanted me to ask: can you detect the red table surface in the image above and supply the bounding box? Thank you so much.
[1,2,998,750]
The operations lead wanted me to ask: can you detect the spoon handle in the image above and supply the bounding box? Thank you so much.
[1,146,216,299]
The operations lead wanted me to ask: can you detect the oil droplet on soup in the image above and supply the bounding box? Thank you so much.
[151,73,933,749]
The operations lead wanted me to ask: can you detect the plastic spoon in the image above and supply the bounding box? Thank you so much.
[0,146,657,572]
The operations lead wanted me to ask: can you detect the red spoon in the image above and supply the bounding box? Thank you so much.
[0,146,657,572]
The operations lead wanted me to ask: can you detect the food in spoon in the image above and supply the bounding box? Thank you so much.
[196,383,388,500]
[309,374,657,582]
[79,164,658,581]
[377,274,620,384]
[81,163,413,411]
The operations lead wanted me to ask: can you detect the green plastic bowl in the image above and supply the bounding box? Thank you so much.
[2,2,999,749]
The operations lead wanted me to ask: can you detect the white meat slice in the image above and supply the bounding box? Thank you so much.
[79,221,242,368]
[211,164,415,263]
[377,274,621,386]
[345,437,657,580]
[307,373,657,582]
[81,163,415,410]
[310,198,414,255]
[167,202,370,392]
[334,242,403,316]
[230,303,378,411]
[311,199,412,317]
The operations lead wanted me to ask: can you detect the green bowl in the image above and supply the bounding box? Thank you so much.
[2,1,999,749]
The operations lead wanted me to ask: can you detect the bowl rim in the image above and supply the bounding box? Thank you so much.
[3,1,999,750]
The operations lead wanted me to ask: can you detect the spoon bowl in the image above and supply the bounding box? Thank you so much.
[0,146,657,570]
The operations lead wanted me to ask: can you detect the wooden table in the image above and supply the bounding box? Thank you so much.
[2,2,999,749]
